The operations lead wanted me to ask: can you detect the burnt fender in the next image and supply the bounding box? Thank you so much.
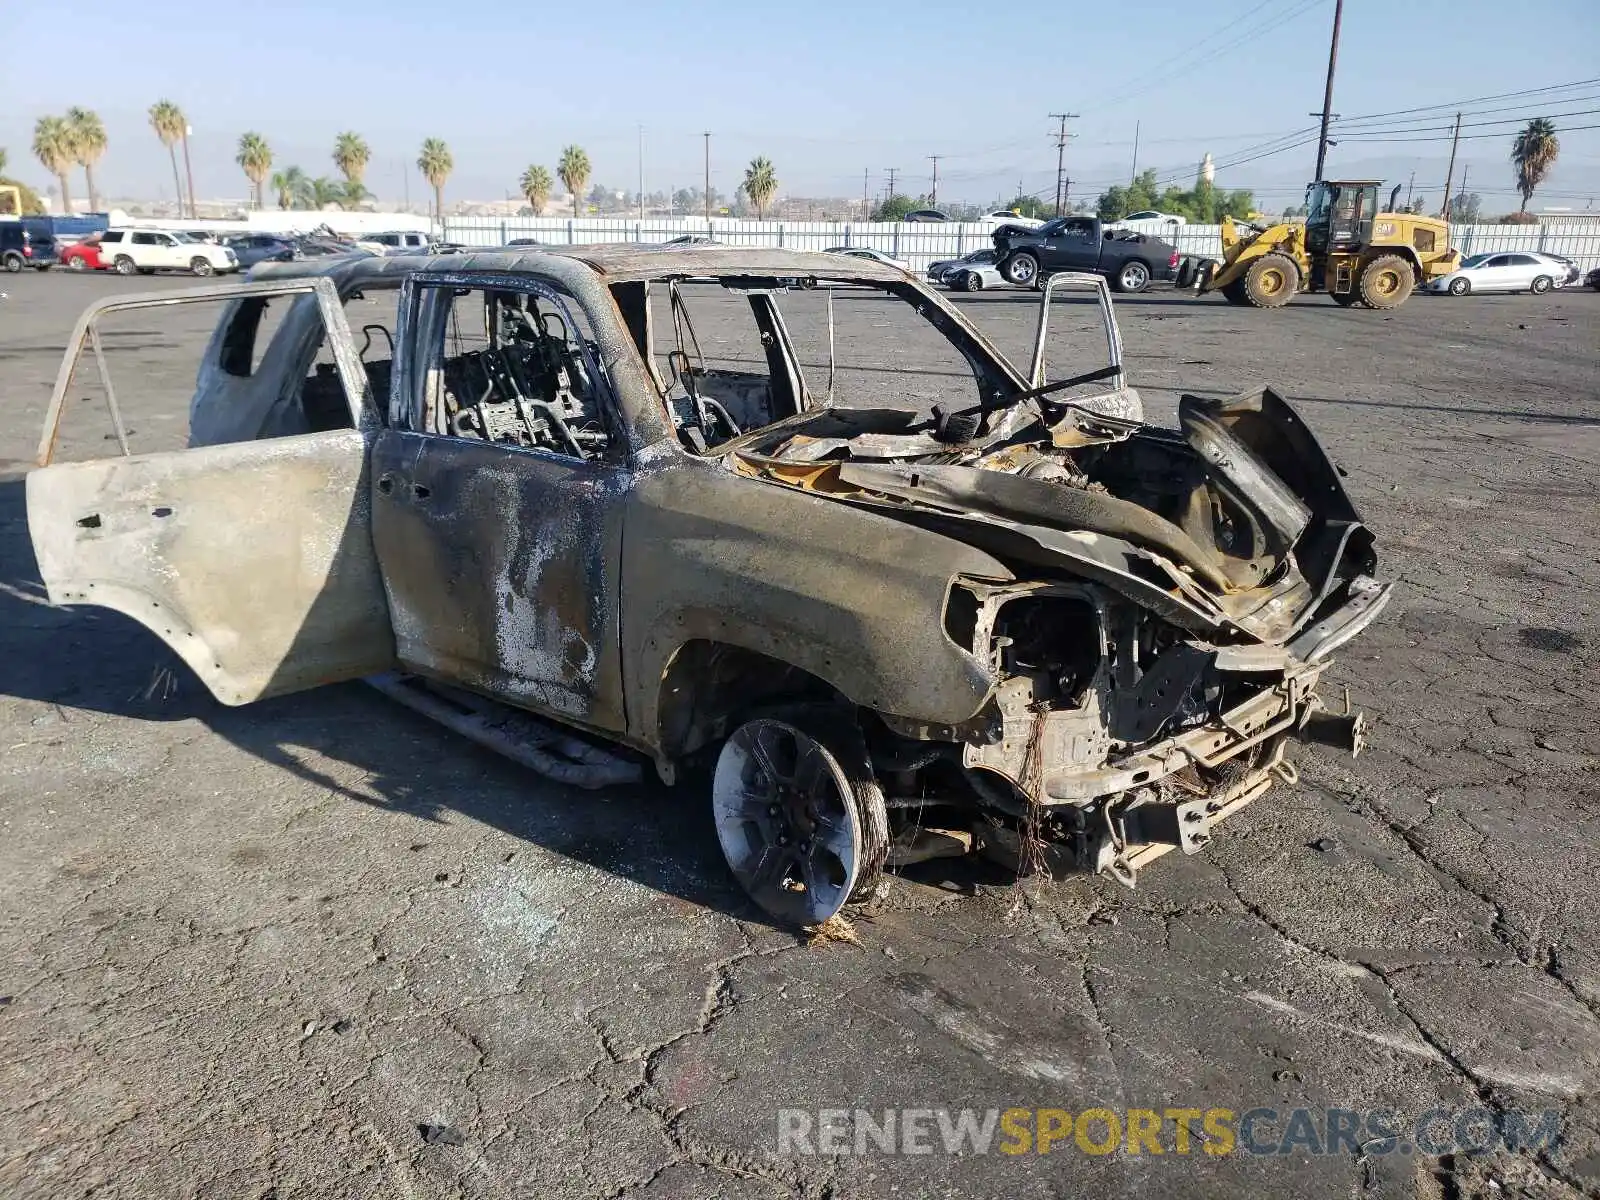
[622,452,1010,753]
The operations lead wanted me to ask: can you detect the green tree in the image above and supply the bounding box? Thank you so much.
[1511,118,1560,213]
[871,193,919,221]
[270,165,310,210]
[340,180,372,208]
[1003,194,1049,219]
[32,116,75,212]
[309,177,345,209]
[743,155,778,218]
[518,164,552,213]
[66,108,107,212]
[0,147,46,214]
[333,132,370,188]
[417,138,452,219]
[236,132,273,209]
[1449,191,1482,223]
[148,101,187,214]
[558,145,591,217]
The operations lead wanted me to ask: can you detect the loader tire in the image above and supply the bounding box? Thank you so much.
[1242,254,1299,308]
[1357,254,1414,310]
[1220,279,1250,305]
[1330,291,1362,307]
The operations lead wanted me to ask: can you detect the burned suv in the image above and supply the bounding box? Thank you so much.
[27,247,1386,927]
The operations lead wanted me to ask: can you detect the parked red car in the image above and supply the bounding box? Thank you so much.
[59,235,105,271]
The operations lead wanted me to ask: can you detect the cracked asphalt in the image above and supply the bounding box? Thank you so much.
[0,271,1596,1199]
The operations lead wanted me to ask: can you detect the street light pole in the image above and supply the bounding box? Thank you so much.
[703,132,711,224]
[181,124,197,217]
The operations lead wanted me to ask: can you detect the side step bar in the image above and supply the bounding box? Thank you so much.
[365,672,642,790]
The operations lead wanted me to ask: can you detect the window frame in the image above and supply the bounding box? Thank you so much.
[394,270,625,466]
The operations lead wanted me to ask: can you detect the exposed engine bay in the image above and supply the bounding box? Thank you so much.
[721,381,1388,883]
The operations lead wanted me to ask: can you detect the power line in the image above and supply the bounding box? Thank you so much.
[1331,77,1600,126]
[1342,122,1600,144]
[1091,0,1322,113]
[1338,106,1600,139]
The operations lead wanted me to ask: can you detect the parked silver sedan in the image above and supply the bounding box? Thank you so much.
[926,248,999,287]
[1425,251,1574,296]
[941,250,1007,292]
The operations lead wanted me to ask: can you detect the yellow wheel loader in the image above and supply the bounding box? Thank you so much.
[1197,180,1458,310]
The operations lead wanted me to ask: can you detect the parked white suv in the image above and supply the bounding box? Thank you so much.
[99,229,239,277]
[357,230,432,254]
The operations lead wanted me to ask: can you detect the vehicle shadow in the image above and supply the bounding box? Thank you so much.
[0,472,757,923]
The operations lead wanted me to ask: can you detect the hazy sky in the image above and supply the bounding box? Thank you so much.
[4,0,1598,213]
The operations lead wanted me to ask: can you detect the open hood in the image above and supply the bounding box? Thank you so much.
[730,385,1379,647]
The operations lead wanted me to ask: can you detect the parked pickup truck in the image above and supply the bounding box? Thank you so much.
[993,215,1183,293]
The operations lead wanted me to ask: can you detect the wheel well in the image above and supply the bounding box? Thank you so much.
[657,640,846,758]
[1365,247,1421,277]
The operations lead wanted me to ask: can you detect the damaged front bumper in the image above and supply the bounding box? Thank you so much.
[967,575,1390,885]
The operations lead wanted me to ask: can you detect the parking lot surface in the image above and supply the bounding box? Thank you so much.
[1,269,1596,1198]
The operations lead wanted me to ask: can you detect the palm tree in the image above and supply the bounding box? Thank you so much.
[309,177,345,209]
[32,116,75,213]
[518,164,553,213]
[333,132,370,188]
[558,146,591,217]
[149,101,187,214]
[236,132,273,209]
[743,156,777,219]
[66,108,107,212]
[1511,118,1560,214]
[340,180,372,208]
[270,166,311,210]
[417,139,452,219]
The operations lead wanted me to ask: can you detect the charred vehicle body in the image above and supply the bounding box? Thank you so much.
[27,248,1387,927]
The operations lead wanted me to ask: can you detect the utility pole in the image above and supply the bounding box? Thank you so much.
[886,167,898,201]
[862,168,870,219]
[1312,0,1344,181]
[1049,112,1078,216]
[1405,170,1415,210]
[181,124,197,217]
[637,125,644,219]
[928,155,941,209]
[1130,120,1140,184]
[1441,113,1462,220]
[1456,162,1471,219]
[703,132,711,223]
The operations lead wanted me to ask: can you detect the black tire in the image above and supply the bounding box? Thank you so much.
[1357,254,1415,310]
[1448,277,1471,296]
[1530,275,1552,295]
[1114,259,1152,293]
[1330,291,1362,307]
[190,256,214,277]
[961,270,983,293]
[711,705,888,927]
[1220,279,1250,306]
[2,252,24,273]
[113,255,137,276]
[1242,253,1299,308]
[1002,251,1040,287]
[1174,257,1198,289]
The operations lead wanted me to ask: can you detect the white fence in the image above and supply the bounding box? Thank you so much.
[442,215,1600,274]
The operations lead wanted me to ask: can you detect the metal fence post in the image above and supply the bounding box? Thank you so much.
[892,224,900,259]
[567,219,574,245]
